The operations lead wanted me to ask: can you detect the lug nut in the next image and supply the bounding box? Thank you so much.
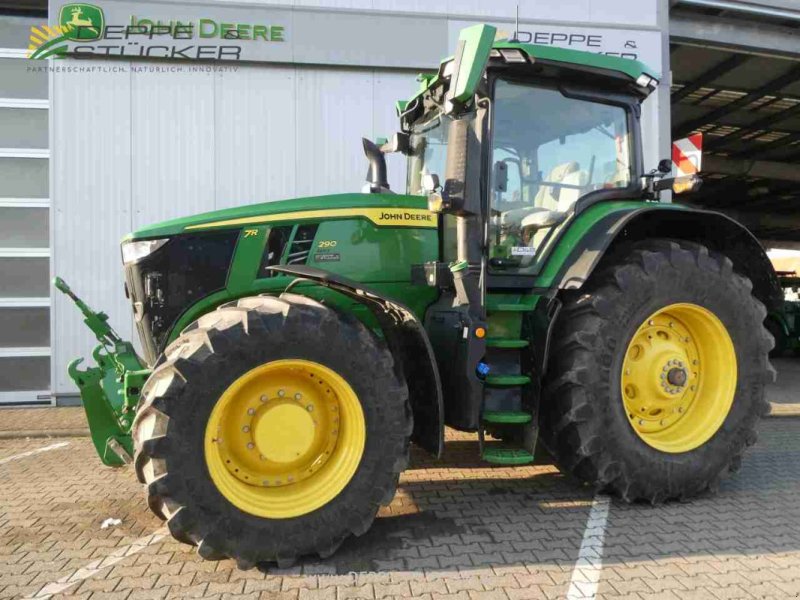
[295,393,302,400]
[247,442,254,449]
[260,395,268,402]
[307,405,313,412]
[242,426,250,433]
[247,408,255,416]
[278,389,285,397]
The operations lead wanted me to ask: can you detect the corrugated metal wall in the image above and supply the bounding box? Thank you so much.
[51,60,417,394]
[50,0,665,397]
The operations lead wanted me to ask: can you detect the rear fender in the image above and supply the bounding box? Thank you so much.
[268,265,445,457]
[552,205,782,313]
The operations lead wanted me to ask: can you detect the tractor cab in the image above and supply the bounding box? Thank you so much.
[397,26,662,277]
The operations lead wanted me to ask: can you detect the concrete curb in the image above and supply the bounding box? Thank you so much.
[0,429,90,440]
[768,403,800,417]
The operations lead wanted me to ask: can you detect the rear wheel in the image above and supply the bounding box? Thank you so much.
[132,294,411,567]
[541,240,773,502]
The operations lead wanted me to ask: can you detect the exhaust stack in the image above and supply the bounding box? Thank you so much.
[362,138,390,193]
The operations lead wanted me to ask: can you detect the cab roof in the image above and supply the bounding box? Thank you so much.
[397,39,660,120]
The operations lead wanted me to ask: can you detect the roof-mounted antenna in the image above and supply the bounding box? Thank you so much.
[509,4,520,42]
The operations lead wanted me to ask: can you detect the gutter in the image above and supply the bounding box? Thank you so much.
[675,0,800,22]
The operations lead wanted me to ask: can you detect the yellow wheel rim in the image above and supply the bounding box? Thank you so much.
[620,303,736,453]
[204,359,365,518]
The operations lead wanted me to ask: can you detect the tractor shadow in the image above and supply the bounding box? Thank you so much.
[281,421,800,576]
[282,438,595,575]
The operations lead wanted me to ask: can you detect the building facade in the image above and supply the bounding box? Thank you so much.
[1,0,671,403]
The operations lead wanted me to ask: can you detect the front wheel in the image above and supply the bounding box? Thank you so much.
[541,240,773,502]
[132,294,411,567]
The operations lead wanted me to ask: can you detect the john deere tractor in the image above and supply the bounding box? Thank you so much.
[57,25,778,568]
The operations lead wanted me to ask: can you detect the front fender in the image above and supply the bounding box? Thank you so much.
[268,265,445,457]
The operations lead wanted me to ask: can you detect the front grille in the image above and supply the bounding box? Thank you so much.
[125,230,238,365]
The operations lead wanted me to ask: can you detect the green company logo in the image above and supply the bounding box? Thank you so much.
[28,3,282,61]
[59,3,104,41]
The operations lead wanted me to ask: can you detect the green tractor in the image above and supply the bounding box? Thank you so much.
[57,25,778,568]
[765,271,800,356]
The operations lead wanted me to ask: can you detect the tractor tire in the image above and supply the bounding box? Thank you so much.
[540,239,773,503]
[132,294,411,568]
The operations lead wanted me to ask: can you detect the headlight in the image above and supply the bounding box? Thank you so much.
[636,74,659,90]
[121,239,168,265]
[499,49,528,63]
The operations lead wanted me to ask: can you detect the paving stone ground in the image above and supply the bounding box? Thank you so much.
[0,408,86,434]
[1,419,799,600]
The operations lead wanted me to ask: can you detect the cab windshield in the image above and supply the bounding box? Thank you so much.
[407,112,459,261]
[407,112,450,196]
[489,79,632,272]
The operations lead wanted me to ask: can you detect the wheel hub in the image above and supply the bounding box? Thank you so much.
[253,402,317,464]
[620,303,737,453]
[622,314,699,434]
[204,359,365,518]
[666,366,687,387]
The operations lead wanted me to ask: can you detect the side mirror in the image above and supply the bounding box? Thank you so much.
[422,173,440,193]
[657,158,672,174]
[380,132,411,155]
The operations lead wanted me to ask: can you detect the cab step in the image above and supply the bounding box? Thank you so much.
[485,299,535,313]
[486,337,529,349]
[482,447,535,465]
[485,374,531,387]
[483,411,531,424]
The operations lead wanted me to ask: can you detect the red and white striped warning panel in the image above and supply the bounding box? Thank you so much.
[672,133,703,176]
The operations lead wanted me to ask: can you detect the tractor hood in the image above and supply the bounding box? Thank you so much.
[125,193,431,241]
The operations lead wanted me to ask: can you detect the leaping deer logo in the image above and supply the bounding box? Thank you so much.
[57,3,104,41]
[66,6,98,36]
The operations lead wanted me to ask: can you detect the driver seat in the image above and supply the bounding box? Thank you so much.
[534,161,580,210]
